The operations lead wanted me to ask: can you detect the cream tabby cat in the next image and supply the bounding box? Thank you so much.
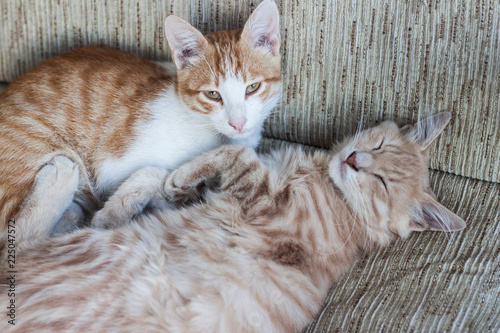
[0,0,281,248]
[0,113,465,332]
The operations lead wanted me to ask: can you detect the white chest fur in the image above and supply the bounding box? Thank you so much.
[97,88,242,195]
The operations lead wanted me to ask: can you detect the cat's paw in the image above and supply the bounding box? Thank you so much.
[34,155,80,206]
[163,169,208,203]
[92,195,152,229]
[92,205,129,229]
[92,167,169,229]
[18,155,81,231]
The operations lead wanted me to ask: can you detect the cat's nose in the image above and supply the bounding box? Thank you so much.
[229,119,247,132]
[345,151,358,170]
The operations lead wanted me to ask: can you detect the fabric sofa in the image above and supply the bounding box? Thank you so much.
[1,0,498,331]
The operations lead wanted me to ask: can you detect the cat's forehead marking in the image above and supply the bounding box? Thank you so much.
[200,57,219,87]
[202,29,281,89]
[221,74,246,104]
[224,52,234,77]
[355,123,401,148]
[203,30,246,81]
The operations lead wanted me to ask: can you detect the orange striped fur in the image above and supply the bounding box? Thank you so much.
[0,46,166,245]
[0,114,465,332]
[0,0,282,250]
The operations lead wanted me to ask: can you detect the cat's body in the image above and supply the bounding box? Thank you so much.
[0,113,465,332]
[0,0,281,247]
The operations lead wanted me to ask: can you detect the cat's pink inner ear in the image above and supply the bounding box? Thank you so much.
[401,112,451,150]
[242,0,280,56]
[410,193,466,232]
[164,15,207,69]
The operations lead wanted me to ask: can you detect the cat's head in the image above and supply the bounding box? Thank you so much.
[329,112,465,245]
[164,0,281,141]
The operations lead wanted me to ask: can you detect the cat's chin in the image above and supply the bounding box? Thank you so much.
[224,129,254,140]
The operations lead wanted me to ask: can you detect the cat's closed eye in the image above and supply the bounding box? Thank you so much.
[374,173,388,191]
[373,138,384,151]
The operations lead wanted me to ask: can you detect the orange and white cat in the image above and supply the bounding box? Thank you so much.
[0,1,281,246]
[0,113,465,332]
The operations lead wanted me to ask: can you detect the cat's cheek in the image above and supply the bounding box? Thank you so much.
[328,156,345,189]
[195,97,220,114]
[179,91,219,115]
[244,100,266,130]
[209,110,237,137]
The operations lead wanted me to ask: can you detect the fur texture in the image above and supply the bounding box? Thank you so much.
[0,0,282,249]
[0,113,465,332]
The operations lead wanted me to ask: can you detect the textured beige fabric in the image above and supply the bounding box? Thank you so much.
[0,0,499,331]
[309,173,499,332]
[0,0,499,182]
[266,0,500,184]
[260,138,500,332]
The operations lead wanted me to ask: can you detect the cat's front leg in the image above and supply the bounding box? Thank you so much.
[91,167,169,229]
[163,145,263,200]
[15,155,80,242]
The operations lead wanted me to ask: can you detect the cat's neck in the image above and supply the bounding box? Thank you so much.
[272,150,389,285]
[308,175,365,278]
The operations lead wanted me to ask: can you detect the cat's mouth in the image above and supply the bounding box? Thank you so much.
[338,151,359,179]
[336,157,356,184]
[226,128,252,139]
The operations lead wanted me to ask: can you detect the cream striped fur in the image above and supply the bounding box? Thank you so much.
[0,113,465,332]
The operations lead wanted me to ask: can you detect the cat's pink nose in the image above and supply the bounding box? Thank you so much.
[229,119,247,132]
[345,151,358,170]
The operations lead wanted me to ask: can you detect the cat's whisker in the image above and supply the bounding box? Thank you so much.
[355,117,365,140]
[313,194,359,257]
[266,109,281,116]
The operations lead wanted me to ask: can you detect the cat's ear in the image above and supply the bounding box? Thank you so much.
[165,15,207,70]
[401,112,451,150]
[409,193,466,232]
[242,0,280,56]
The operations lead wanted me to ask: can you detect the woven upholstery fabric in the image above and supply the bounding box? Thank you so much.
[0,0,499,182]
[1,0,499,331]
[309,171,499,332]
[259,138,500,332]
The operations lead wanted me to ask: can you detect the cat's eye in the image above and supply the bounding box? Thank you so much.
[204,91,221,101]
[374,174,388,192]
[246,82,261,95]
[373,139,384,151]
